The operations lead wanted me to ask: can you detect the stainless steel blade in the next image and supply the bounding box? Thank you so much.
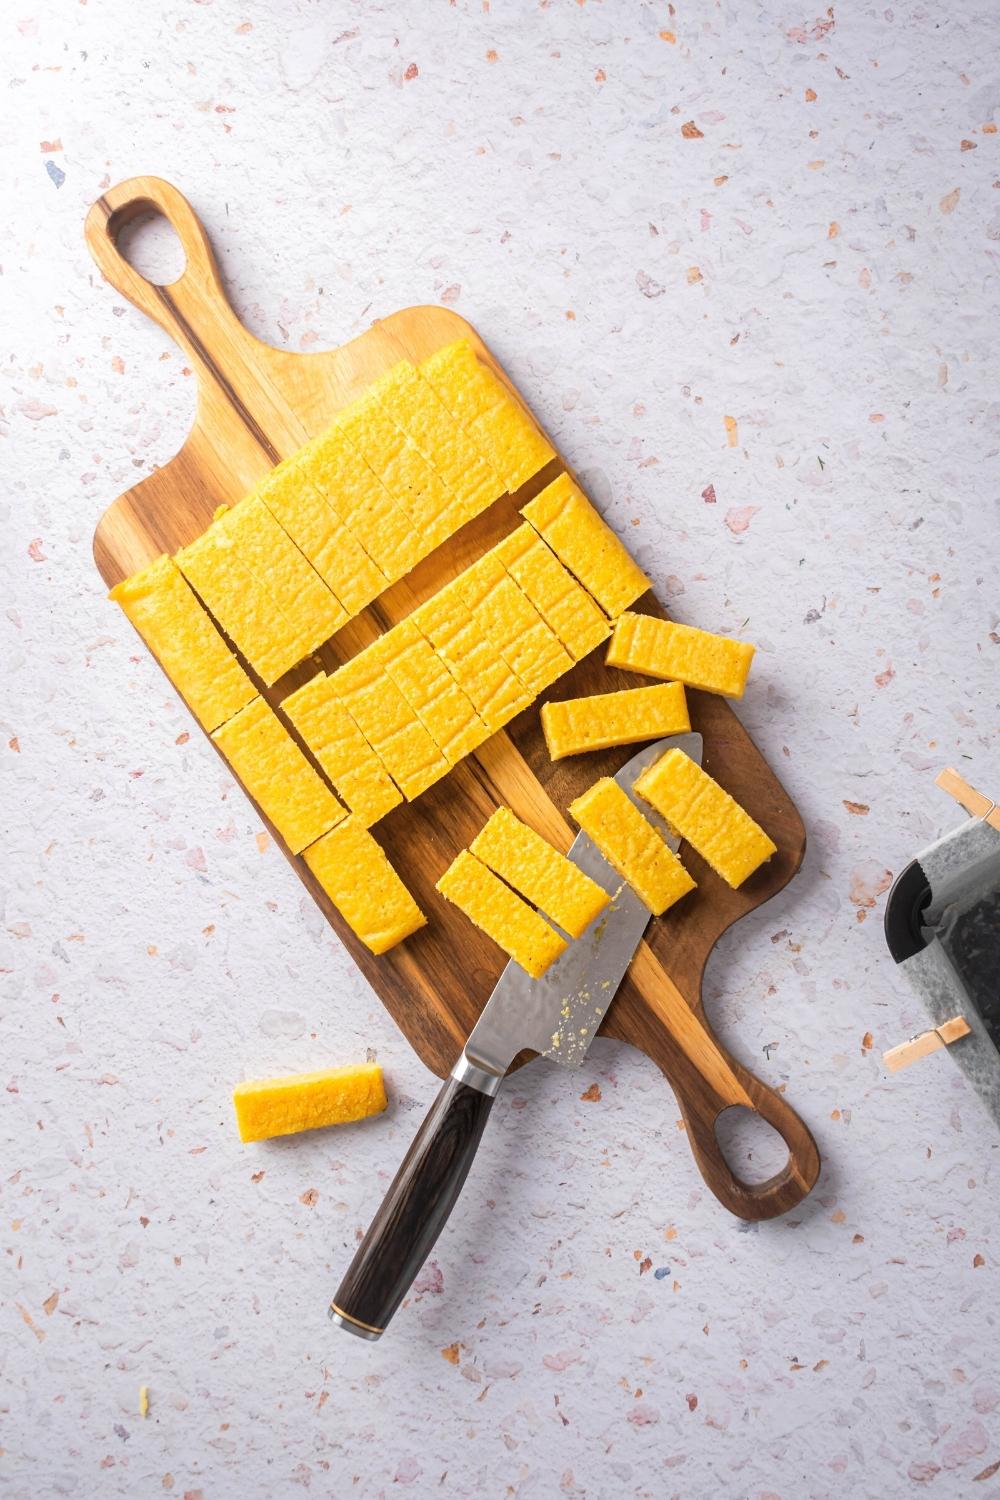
[461,731,704,1080]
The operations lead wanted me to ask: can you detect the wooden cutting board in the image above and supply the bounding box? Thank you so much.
[87,177,820,1220]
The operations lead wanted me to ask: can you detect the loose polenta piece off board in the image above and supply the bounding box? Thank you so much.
[233,1063,388,1143]
[569,777,696,917]
[212,697,346,854]
[108,554,256,732]
[608,612,755,699]
[470,807,609,940]
[304,817,427,954]
[542,681,690,761]
[436,850,567,979]
[635,748,777,889]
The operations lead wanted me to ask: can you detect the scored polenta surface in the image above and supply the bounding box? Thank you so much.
[233,1063,388,1143]
[213,495,346,650]
[522,473,650,619]
[109,554,256,732]
[304,816,427,954]
[495,524,611,661]
[470,807,609,940]
[255,456,386,617]
[457,551,573,698]
[608,613,755,699]
[281,672,402,826]
[337,394,456,550]
[541,681,690,761]
[175,526,309,686]
[376,616,489,766]
[330,645,450,802]
[635,748,777,889]
[436,849,567,979]
[298,424,424,584]
[212,697,346,854]
[370,359,502,528]
[413,582,529,732]
[569,777,696,917]
[420,339,556,493]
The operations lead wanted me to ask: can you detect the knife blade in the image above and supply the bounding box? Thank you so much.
[330,731,701,1340]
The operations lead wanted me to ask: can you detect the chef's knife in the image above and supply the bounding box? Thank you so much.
[330,731,705,1339]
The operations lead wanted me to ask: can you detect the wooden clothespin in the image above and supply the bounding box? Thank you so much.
[883,1015,972,1073]
[936,767,1000,831]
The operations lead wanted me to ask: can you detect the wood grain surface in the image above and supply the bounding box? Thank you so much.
[86,176,820,1219]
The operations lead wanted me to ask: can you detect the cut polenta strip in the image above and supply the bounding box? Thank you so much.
[298,425,423,583]
[495,525,611,661]
[521,474,650,618]
[635,748,776,889]
[176,527,309,686]
[213,697,346,854]
[254,458,386,617]
[233,1062,388,1143]
[376,617,489,765]
[470,807,609,940]
[337,394,455,550]
[457,552,573,697]
[109,554,256,732]
[282,673,402,826]
[304,816,427,954]
[371,359,502,529]
[330,645,450,802]
[541,682,690,761]
[413,582,529,732]
[608,613,755,699]
[436,850,567,979]
[568,777,695,916]
[420,339,556,493]
[213,496,346,651]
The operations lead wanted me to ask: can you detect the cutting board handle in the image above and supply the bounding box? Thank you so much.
[84,175,248,367]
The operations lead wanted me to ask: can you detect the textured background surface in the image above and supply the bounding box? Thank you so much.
[3,2,999,1496]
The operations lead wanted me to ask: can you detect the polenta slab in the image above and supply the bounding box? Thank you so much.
[413,585,529,732]
[377,617,489,765]
[176,527,309,686]
[495,525,611,661]
[607,613,755,699]
[568,777,695,916]
[305,817,427,954]
[233,1063,387,1143]
[255,458,386,616]
[330,646,450,801]
[212,697,346,854]
[522,474,650,618]
[470,807,609,939]
[635,748,776,889]
[436,849,567,979]
[337,394,455,549]
[298,426,423,583]
[281,672,402,826]
[109,554,256,731]
[457,552,573,697]
[541,682,690,761]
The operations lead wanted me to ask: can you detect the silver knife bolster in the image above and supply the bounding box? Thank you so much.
[450,1052,506,1096]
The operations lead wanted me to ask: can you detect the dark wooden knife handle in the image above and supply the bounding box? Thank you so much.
[331,1073,496,1339]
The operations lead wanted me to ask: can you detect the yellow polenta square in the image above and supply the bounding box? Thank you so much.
[421,340,556,493]
[436,850,567,979]
[175,527,307,685]
[568,777,695,916]
[378,617,488,765]
[458,553,573,697]
[330,645,450,802]
[299,426,423,583]
[522,474,650,618]
[281,673,402,826]
[607,614,755,699]
[541,682,690,761]
[214,496,346,651]
[470,807,609,940]
[212,697,346,854]
[305,817,427,954]
[495,526,611,661]
[337,395,455,548]
[254,457,386,617]
[413,588,528,731]
[233,1063,387,1143]
[635,748,777,889]
[371,360,502,526]
[110,554,256,732]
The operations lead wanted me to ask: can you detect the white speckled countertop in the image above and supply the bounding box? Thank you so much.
[3,3,999,1495]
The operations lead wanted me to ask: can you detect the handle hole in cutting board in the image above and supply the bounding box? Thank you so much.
[114,210,187,286]
[714,1105,788,1185]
